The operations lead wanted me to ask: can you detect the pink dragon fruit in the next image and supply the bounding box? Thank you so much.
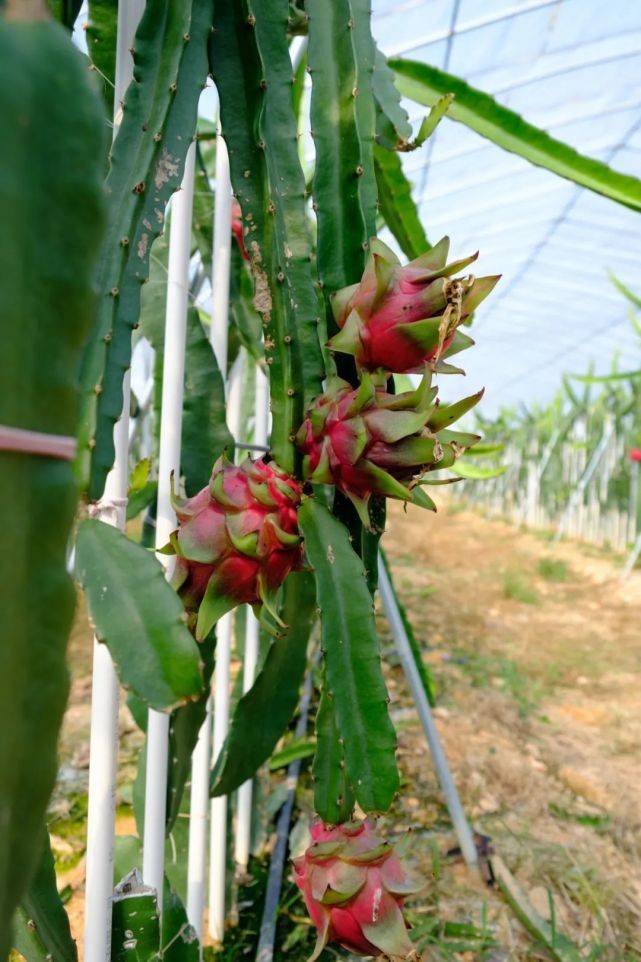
[165,455,303,638]
[295,372,482,527]
[293,818,425,960]
[328,236,499,375]
[231,199,249,261]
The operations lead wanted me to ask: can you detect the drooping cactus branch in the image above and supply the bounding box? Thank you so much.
[77,0,214,501]
[210,0,324,476]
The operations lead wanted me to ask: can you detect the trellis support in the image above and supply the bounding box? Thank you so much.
[377,554,480,873]
[142,141,197,910]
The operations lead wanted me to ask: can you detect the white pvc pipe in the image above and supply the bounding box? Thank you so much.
[83,4,144,959]
[187,352,245,941]
[208,611,233,943]
[207,350,245,941]
[234,366,270,872]
[253,365,270,452]
[233,612,259,873]
[210,118,232,374]
[187,111,236,945]
[378,555,480,873]
[142,142,197,909]
[226,350,246,443]
[185,698,211,945]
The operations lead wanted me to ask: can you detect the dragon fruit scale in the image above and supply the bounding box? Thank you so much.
[165,455,303,639]
[293,818,425,960]
[295,372,482,528]
[328,236,499,375]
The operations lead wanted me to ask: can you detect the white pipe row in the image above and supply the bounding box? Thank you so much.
[142,141,197,909]
[462,417,640,567]
[83,4,145,959]
[183,115,236,947]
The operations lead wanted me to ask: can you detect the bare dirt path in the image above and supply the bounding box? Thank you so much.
[380,499,641,960]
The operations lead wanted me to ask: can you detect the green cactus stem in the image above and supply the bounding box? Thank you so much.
[0,5,106,951]
[299,499,399,816]
[210,0,324,475]
[77,0,214,501]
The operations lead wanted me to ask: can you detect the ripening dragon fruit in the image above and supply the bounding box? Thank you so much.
[293,818,425,960]
[231,199,249,261]
[165,455,303,639]
[328,236,499,375]
[295,372,482,528]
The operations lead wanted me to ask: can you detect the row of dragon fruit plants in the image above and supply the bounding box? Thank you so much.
[457,282,641,558]
[6,0,641,960]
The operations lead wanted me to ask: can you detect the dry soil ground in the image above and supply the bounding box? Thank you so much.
[46,498,641,960]
[377,499,641,960]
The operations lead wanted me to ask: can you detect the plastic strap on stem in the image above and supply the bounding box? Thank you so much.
[0,424,76,459]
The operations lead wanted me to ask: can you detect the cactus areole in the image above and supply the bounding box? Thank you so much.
[293,819,425,960]
[328,236,499,375]
[164,456,303,639]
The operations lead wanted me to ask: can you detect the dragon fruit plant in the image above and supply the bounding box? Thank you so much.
[296,371,483,528]
[329,236,499,375]
[164,455,303,639]
[52,0,504,953]
[293,819,425,960]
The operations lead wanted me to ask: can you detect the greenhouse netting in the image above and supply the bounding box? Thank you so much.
[373,0,641,413]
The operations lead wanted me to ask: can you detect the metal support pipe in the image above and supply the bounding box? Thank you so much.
[255,670,314,962]
[377,555,479,872]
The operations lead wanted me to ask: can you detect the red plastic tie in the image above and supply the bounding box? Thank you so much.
[0,424,76,460]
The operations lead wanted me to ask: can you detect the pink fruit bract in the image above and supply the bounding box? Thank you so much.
[328,236,499,375]
[165,455,303,639]
[293,818,425,960]
[295,371,482,528]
